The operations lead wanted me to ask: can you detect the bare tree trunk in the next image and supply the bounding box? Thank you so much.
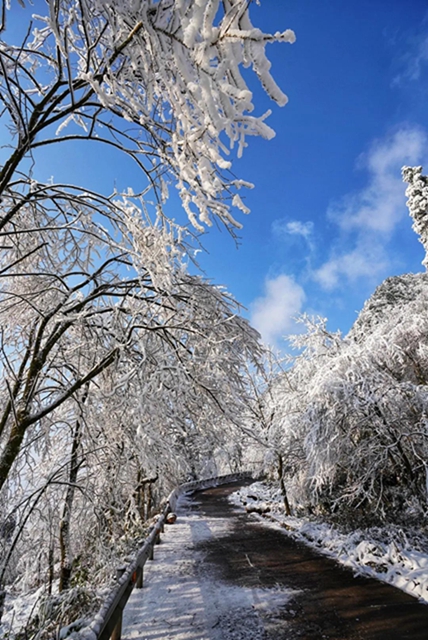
[0,347,118,494]
[59,386,88,592]
[133,471,158,522]
[48,537,54,596]
[278,453,292,516]
[135,469,144,521]
[0,588,5,624]
[0,415,28,493]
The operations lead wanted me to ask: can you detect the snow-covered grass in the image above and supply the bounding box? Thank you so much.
[1,586,46,638]
[0,584,103,640]
[230,481,428,604]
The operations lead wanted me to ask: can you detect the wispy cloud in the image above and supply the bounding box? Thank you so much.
[313,126,428,290]
[314,240,389,290]
[329,128,427,233]
[272,219,314,240]
[250,274,305,347]
[393,34,428,85]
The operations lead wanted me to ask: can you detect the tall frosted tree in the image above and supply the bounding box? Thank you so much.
[402,166,428,268]
[0,0,296,495]
[0,1,294,629]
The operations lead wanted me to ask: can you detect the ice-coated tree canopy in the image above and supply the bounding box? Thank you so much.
[1,0,295,232]
[0,3,281,624]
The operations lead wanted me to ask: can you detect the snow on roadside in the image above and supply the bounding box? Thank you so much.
[229,482,428,605]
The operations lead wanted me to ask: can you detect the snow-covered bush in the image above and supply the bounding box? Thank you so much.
[260,285,428,526]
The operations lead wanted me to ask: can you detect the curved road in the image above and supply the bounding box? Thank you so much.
[122,481,428,639]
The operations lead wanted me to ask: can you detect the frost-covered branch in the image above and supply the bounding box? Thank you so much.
[0,0,295,233]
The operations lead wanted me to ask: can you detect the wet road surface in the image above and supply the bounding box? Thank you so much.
[192,482,428,639]
[122,481,428,639]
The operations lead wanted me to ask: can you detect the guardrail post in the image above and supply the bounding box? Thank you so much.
[110,612,122,640]
[136,566,143,588]
[108,567,127,640]
[149,543,154,560]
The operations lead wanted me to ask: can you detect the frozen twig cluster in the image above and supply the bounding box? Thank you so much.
[0,0,294,233]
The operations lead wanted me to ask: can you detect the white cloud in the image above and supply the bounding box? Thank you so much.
[272,219,314,240]
[251,274,305,347]
[393,35,428,85]
[329,128,427,233]
[314,127,428,290]
[314,240,389,291]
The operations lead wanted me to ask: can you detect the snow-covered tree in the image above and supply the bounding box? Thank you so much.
[0,225,262,593]
[271,316,344,514]
[402,166,428,268]
[259,283,428,525]
[0,2,294,626]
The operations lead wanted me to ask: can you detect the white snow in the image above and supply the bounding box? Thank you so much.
[121,492,298,639]
[230,482,428,605]
[1,585,45,637]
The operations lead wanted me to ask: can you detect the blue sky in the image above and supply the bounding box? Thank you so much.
[6,0,428,349]
[194,0,428,348]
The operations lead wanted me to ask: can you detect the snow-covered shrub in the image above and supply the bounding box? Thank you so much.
[260,281,428,526]
[11,587,102,640]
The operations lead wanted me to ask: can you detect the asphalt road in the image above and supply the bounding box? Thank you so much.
[192,482,428,639]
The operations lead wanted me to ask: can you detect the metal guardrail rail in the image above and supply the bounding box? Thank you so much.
[75,472,254,640]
